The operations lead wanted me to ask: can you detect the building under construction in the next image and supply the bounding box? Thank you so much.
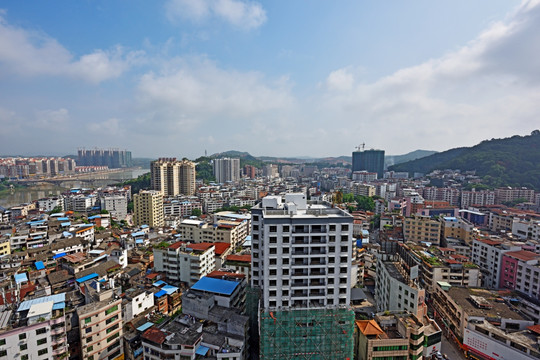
[259,307,355,360]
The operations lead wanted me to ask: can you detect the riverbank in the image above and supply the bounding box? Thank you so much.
[0,168,149,209]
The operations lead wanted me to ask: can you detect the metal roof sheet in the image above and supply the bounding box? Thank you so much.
[191,277,239,296]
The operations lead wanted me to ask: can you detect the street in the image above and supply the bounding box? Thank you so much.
[441,335,467,360]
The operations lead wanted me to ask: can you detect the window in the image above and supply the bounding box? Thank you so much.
[87,345,94,352]
[36,338,47,346]
[107,332,120,343]
[0,350,6,357]
[85,317,92,324]
[106,315,119,325]
[37,348,48,356]
[21,356,29,360]
[36,327,47,335]
[105,304,118,315]
[20,344,28,351]
[0,339,4,346]
[19,333,26,340]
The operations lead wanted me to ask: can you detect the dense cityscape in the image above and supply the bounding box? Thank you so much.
[1,143,540,360]
[2,1,540,359]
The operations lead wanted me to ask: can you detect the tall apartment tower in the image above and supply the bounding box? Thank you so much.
[213,158,240,183]
[151,158,196,196]
[352,148,385,179]
[133,190,164,228]
[251,193,355,359]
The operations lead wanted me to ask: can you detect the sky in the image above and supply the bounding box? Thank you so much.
[1,0,540,159]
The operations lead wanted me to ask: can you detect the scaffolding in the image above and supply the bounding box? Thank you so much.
[259,307,355,360]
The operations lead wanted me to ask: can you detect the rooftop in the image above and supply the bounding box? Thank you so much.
[191,277,240,296]
[447,287,526,321]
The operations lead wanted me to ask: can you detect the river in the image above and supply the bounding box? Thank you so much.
[0,168,149,209]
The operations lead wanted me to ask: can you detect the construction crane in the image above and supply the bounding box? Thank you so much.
[355,143,365,151]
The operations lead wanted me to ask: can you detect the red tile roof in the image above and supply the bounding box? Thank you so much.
[213,242,230,255]
[505,250,540,262]
[186,242,214,251]
[207,271,246,279]
[168,241,185,250]
[226,254,251,263]
[142,327,167,344]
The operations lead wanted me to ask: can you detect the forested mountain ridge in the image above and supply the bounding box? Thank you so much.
[389,131,540,189]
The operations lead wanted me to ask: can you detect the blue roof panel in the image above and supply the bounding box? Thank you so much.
[14,273,28,284]
[191,277,239,296]
[52,302,66,310]
[136,322,154,332]
[196,345,210,356]
[18,293,66,312]
[76,273,99,283]
[53,252,67,259]
[154,290,167,298]
[35,261,45,270]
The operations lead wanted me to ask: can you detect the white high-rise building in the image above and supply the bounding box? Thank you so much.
[251,193,354,309]
[213,158,240,183]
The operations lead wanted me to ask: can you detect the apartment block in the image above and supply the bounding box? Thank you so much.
[356,312,441,360]
[77,298,123,360]
[375,256,426,319]
[151,158,196,196]
[133,190,164,228]
[431,283,532,345]
[471,238,521,289]
[351,183,376,197]
[99,195,128,220]
[251,194,355,359]
[153,241,216,286]
[213,158,241,183]
[441,216,475,245]
[0,294,69,360]
[500,250,540,299]
[403,215,442,245]
[460,189,495,208]
[495,187,535,204]
[177,218,249,249]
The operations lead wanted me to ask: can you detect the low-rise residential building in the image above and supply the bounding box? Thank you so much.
[153,241,216,286]
[177,218,248,249]
[431,283,532,342]
[356,312,442,360]
[0,293,69,360]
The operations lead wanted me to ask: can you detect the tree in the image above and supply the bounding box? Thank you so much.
[100,209,109,214]
[191,208,202,217]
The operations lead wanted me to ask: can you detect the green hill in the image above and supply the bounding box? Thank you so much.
[389,131,540,189]
[385,150,438,167]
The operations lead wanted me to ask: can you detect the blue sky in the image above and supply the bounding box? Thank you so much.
[2,0,540,159]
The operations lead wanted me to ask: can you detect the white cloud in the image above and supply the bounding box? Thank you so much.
[87,118,122,136]
[35,108,69,129]
[315,0,540,154]
[325,68,355,91]
[165,0,266,29]
[0,12,141,83]
[135,56,293,136]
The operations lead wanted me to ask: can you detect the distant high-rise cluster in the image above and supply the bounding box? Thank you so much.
[0,157,76,178]
[352,148,385,179]
[77,148,132,168]
[213,158,240,183]
[151,158,196,196]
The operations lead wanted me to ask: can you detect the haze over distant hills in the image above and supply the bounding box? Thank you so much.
[210,149,437,166]
[390,131,540,189]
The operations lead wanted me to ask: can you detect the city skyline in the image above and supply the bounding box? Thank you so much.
[1,0,539,158]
